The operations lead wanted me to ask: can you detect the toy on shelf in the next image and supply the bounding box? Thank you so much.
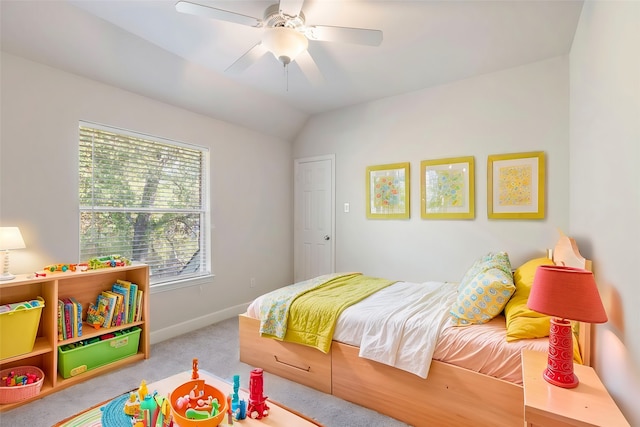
[1,370,41,387]
[75,263,89,271]
[43,263,89,273]
[0,297,43,314]
[88,255,130,270]
[44,264,70,273]
[247,368,269,419]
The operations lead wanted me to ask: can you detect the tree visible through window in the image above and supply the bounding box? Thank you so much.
[79,122,210,286]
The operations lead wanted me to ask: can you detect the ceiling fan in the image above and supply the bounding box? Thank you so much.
[175,0,383,83]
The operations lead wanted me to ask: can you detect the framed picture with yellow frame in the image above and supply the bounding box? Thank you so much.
[421,156,475,219]
[487,151,545,219]
[366,162,410,219]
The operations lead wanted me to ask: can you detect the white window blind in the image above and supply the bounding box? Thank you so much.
[79,122,210,286]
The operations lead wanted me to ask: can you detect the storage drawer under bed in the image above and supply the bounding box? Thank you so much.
[238,314,332,393]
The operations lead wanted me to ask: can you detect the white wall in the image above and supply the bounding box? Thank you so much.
[570,1,640,424]
[0,53,294,340]
[294,56,571,283]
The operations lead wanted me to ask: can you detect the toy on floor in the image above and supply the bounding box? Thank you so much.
[122,379,174,427]
[124,391,141,416]
[192,358,199,379]
[229,374,247,421]
[247,368,269,419]
[168,359,227,426]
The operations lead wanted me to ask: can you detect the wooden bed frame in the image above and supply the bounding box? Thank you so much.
[239,235,593,426]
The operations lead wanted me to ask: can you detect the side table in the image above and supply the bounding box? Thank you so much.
[521,349,629,427]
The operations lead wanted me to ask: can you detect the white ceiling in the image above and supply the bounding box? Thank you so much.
[0,0,584,140]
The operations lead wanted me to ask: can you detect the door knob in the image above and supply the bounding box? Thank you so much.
[323,235,330,241]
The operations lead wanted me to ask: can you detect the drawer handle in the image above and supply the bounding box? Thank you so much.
[273,355,311,372]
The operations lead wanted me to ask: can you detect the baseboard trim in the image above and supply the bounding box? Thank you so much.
[150,302,249,344]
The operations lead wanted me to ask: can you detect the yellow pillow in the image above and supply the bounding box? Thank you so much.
[504,257,554,341]
[504,256,583,364]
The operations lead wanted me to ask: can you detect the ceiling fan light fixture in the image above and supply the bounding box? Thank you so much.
[262,27,308,65]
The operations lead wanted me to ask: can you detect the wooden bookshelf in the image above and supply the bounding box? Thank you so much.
[0,264,149,411]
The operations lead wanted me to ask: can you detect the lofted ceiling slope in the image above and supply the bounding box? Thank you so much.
[0,0,584,141]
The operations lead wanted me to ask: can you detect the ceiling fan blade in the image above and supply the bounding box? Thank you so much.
[306,25,383,46]
[175,0,262,27]
[278,0,304,18]
[295,50,324,85]
[225,43,268,74]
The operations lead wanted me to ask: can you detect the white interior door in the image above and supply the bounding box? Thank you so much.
[294,155,335,282]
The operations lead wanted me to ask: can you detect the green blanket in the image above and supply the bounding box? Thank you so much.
[283,275,396,353]
[259,273,361,339]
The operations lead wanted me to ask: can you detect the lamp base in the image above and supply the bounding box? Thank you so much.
[544,317,579,388]
[2,249,16,281]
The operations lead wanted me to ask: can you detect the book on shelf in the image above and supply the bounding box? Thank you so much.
[111,283,130,324]
[86,300,106,329]
[116,279,138,324]
[134,289,143,321]
[99,291,118,328]
[103,290,124,327]
[62,298,73,339]
[70,298,78,338]
[57,299,64,340]
[70,297,83,337]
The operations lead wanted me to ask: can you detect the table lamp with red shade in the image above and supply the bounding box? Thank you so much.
[527,265,608,388]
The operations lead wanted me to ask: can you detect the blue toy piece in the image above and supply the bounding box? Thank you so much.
[231,374,247,420]
[238,400,247,420]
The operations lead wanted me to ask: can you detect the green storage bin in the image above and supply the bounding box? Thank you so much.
[58,327,141,378]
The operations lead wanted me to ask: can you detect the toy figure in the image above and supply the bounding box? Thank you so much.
[138,380,149,402]
[230,374,246,420]
[192,358,199,379]
[124,391,141,416]
[247,368,269,419]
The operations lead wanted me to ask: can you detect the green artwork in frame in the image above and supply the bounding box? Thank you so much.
[421,156,475,219]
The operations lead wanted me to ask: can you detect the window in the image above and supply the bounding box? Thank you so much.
[79,121,210,287]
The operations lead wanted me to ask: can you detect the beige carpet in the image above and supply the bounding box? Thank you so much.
[2,318,409,427]
[52,394,124,427]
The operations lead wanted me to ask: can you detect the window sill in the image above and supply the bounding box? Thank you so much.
[150,274,215,294]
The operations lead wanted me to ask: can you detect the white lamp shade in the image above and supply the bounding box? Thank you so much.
[0,227,26,250]
[262,27,308,65]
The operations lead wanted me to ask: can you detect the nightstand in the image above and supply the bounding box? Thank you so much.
[521,349,629,427]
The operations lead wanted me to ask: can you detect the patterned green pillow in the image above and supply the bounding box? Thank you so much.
[457,251,512,292]
[450,267,516,326]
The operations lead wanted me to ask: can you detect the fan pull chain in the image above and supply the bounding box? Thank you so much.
[285,63,289,92]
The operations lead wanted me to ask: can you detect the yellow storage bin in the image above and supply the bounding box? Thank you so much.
[0,298,45,360]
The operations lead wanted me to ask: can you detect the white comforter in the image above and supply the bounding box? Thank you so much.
[335,281,457,378]
[247,280,458,379]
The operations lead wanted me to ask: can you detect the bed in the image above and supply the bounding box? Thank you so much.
[238,234,593,427]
